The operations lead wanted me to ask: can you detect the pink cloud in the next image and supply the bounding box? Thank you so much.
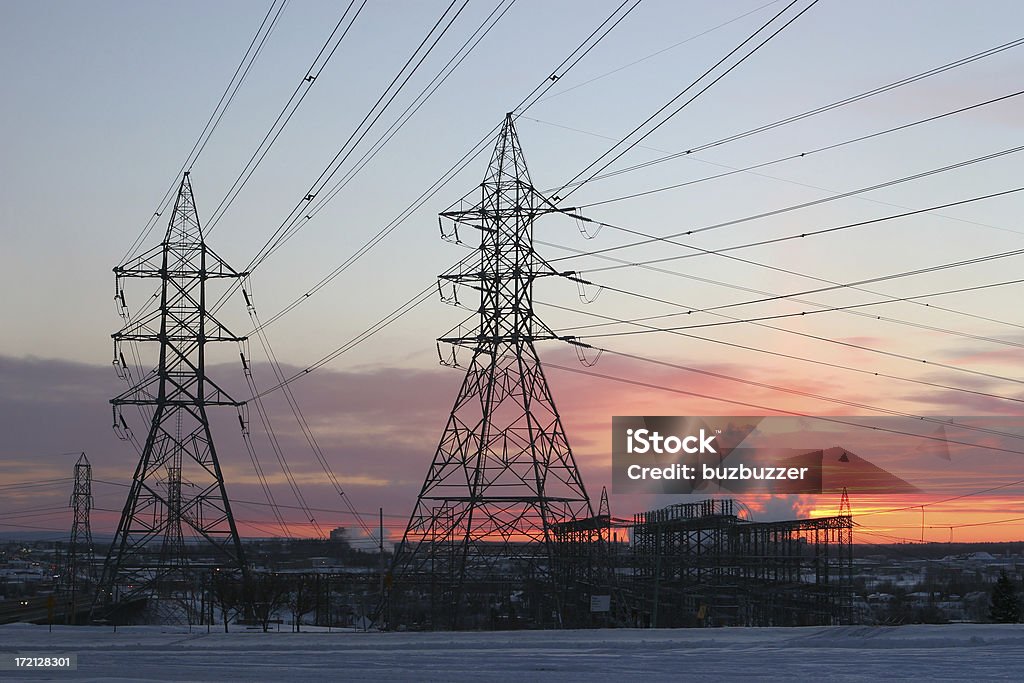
[3,350,1022,543]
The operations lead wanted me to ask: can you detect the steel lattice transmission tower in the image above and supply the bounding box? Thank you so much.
[97,173,247,609]
[65,452,94,623]
[391,114,593,628]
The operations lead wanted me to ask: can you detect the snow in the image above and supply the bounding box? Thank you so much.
[2,623,1024,681]
[941,552,999,562]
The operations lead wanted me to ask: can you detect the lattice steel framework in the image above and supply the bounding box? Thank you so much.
[391,114,593,628]
[97,173,247,608]
[65,452,95,622]
[630,499,853,627]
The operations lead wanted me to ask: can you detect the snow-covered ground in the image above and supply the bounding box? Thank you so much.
[2,623,1024,681]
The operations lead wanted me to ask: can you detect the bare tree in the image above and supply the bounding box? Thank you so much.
[288,574,316,632]
[211,571,244,633]
[245,573,290,632]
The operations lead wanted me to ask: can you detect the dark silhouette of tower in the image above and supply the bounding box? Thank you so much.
[598,486,610,518]
[65,452,94,623]
[839,486,854,623]
[391,114,593,628]
[97,173,247,612]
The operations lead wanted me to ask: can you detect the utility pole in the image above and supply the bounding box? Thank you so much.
[96,173,247,617]
[378,507,384,605]
[391,114,593,629]
[839,486,854,624]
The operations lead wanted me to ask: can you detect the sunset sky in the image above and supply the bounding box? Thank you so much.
[2,0,1024,548]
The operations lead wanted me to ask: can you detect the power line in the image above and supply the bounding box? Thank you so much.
[538,0,785,103]
[120,0,290,264]
[248,257,470,400]
[556,245,1024,339]
[245,296,379,543]
[203,0,369,237]
[228,119,1024,421]
[557,148,1024,269]
[566,252,1024,343]
[552,340,1024,442]
[207,0,485,319]
[555,0,820,202]
[855,478,1024,520]
[239,425,293,538]
[112,1,361,431]
[575,89,1024,209]
[239,0,645,336]
[556,35,1024,191]
[119,0,499,374]
[547,211,1024,339]
[94,477,408,521]
[244,0,520,268]
[0,478,72,491]
[539,298,1024,409]
[242,350,326,539]
[544,360,1024,456]
[553,265,1024,391]
[210,0,465,256]
[867,515,1024,531]
[232,81,1024,413]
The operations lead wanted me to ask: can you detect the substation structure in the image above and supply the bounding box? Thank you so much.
[626,499,853,627]
[549,489,623,627]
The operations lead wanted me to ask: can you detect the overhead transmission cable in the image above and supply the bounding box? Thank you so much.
[553,35,1024,192]
[547,208,1024,346]
[571,184,1024,275]
[553,251,1024,389]
[553,147,1024,269]
[538,0,785,103]
[553,0,821,203]
[551,276,1024,345]
[123,0,368,332]
[120,0,289,263]
[237,149,1024,408]
[552,268,1024,352]
[247,255,474,401]
[253,53,1024,400]
[244,0,521,268]
[237,0,645,334]
[113,0,293,442]
[217,0,471,277]
[543,359,1024,456]
[207,0,494,542]
[208,0,481,318]
[542,308,1024,442]
[537,299,1024,410]
[204,0,369,236]
[576,89,1024,208]
[244,287,380,542]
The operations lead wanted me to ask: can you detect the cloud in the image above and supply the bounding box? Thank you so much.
[4,351,1023,542]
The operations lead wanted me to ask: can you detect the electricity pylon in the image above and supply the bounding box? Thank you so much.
[391,114,593,628]
[65,452,94,623]
[96,173,247,613]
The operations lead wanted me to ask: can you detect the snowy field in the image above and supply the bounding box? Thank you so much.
[2,623,1024,681]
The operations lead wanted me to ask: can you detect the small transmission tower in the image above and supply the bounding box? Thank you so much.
[65,452,94,623]
[97,173,247,612]
[392,114,593,628]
